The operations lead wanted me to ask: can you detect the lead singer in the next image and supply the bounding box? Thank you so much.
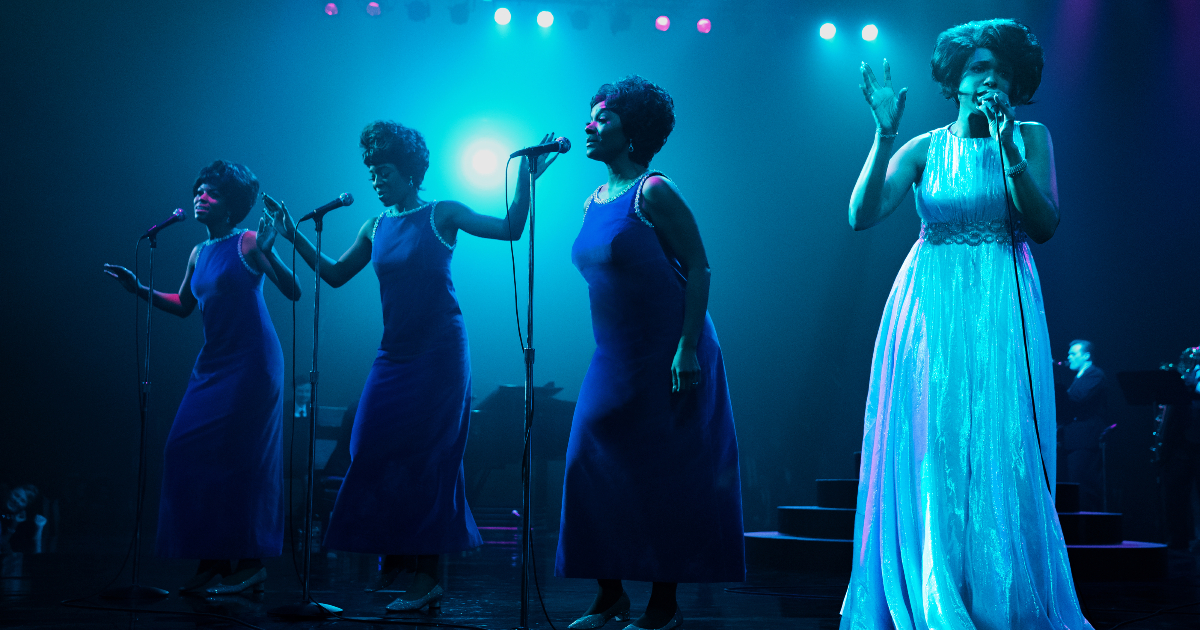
[556,76,744,630]
[841,19,1091,628]
[265,122,557,613]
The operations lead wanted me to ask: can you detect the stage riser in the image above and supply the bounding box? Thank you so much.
[744,532,852,575]
[778,506,855,540]
[816,479,858,509]
[1066,542,1168,582]
[1058,512,1122,545]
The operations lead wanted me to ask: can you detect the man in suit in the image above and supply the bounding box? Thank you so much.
[1056,340,1108,511]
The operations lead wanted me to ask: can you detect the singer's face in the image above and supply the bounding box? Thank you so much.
[193,184,228,225]
[584,102,629,163]
[957,48,1013,114]
[1067,343,1090,371]
[369,163,408,208]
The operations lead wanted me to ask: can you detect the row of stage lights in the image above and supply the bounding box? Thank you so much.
[324,3,716,34]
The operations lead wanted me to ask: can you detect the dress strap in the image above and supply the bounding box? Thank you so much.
[633,171,668,229]
[428,201,455,250]
[234,231,261,275]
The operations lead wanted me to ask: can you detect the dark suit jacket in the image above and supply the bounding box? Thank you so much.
[1058,365,1108,451]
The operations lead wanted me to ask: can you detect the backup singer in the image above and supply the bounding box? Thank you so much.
[265,122,556,612]
[104,161,301,594]
[841,20,1091,628]
[556,76,744,630]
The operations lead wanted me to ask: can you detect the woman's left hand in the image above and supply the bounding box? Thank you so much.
[256,213,277,253]
[527,132,560,180]
[981,91,1016,145]
[672,345,701,393]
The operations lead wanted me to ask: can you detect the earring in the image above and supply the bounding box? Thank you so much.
[627,142,634,153]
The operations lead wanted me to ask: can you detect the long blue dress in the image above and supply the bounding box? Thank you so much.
[323,202,482,555]
[556,172,745,583]
[156,230,285,559]
[840,126,1092,629]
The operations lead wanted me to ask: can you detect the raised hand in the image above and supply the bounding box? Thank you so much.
[980,91,1015,144]
[256,213,277,253]
[262,194,297,242]
[860,59,908,134]
[102,263,139,293]
[528,132,560,180]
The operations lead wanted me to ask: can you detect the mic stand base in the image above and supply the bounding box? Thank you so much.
[100,584,170,601]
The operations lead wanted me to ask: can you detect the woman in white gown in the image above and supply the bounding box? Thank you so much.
[840,19,1092,629]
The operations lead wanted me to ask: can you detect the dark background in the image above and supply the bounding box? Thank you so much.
[2,0,1196,544]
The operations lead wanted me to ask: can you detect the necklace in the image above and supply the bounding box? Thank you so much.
[594,175,643,204]
[201,228,246,246]
[382,203,427,219]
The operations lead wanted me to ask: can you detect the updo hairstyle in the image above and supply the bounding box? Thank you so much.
[590,75,676,166]
[360,121,431,189]
[930,18,1044,106]
[192,161,260,225]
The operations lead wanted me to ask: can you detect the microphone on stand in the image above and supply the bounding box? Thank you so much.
[140,209,186,240]
[509,137,571,158]
[298,193,354,223]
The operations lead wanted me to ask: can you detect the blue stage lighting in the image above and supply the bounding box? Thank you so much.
[820,23,836,39]
[494,7,511,25]
[537,10,554,27]
[862,24,878,41]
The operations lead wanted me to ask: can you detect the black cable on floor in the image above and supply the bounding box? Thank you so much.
[1105,600,1200,629]
[528,527,560,630]
[59,597,267,630]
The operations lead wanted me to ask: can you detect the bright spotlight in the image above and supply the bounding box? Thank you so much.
[537,10,553,27]
[655,16,670,31]
[696,18,711,34]
[324,3,338,16]
[366,1,380,17]
[472,149,498,175]
[820,23,836,39]
[494,7,511,25]
[862,24,878,41]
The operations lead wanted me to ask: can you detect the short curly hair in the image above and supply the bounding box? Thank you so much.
[192,161,260,225]
[360,121,430,189]
[590,75,675,166]
[931,18,1044,106]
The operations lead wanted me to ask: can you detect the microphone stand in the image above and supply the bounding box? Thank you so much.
[103,234,168,601]
[517,160,538,630]
[270,216,338,619]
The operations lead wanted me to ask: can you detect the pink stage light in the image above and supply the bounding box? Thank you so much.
[324,3,338,16]
[697,18,711,34]
[366,2,381,17]
[655,16,670,31]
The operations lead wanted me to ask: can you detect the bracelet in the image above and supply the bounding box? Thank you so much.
[876,128,899,140]
[1005,158,1028,177]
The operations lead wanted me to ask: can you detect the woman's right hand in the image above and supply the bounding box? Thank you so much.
[860,59,908,135]
[263,194,297,242]
[102,264,139,294]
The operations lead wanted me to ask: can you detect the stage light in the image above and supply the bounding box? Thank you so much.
[406,1,429,21]
[449,2,469,24]
[366,1,380,17]
[696,18,711,34]
[472,149,498,175]
[537,10,553,27]
[820,23,836,39]
[862,24,878,41]
[324,3,338,16]
[655,16,670,31]
[459,137,508,190]
[494,7,510,25]
[610,9,631,34]
[570,9,589,30]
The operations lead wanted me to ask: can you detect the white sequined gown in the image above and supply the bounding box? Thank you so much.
[840,125,1092,629]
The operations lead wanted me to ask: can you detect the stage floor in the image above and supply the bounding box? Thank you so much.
[3,531,1199,629]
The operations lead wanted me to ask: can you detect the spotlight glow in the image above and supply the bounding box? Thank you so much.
[820,23,836,39]
[366,1,380,17]
[696,18,711,34]
[537,10,553,27]
[324,3,338,16]
[655,16,670,31]
[494,7,511,25]
[472,149,498,175]
[862,24,878,41]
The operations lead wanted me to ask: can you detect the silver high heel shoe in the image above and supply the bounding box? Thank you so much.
[205,567,267,595]
[569,592,631,629]
[385,583,444,612]
[622,607,682,630]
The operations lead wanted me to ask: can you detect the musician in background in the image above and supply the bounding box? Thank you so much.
[1161,347,1200,551]
[1055,339,1108,511]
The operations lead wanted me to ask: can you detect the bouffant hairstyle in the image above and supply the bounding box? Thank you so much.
[590,75,675,166]
[931,18,1044,106]
[192,161,260,225]
[360,121,431,189]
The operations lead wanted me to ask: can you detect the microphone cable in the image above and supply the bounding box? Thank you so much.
[995,123,1052,495]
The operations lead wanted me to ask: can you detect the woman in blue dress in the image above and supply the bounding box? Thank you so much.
[557,76,744,630]
[841,20,1091,628]
[265,122,557,612]
[104,161,301,594]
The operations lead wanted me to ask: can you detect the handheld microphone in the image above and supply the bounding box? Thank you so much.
[141,209,186,240]
[298,193,354,223]
[509,137,571,159]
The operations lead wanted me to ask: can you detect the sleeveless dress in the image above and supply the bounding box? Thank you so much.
[156,230,285,559]
[323,202,481,555]
[556,172,745,583]
[840,127,1092,629]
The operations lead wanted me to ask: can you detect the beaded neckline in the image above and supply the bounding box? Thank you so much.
[201,228,246,246]
[381,202,432,219]
[590,173,647,205]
